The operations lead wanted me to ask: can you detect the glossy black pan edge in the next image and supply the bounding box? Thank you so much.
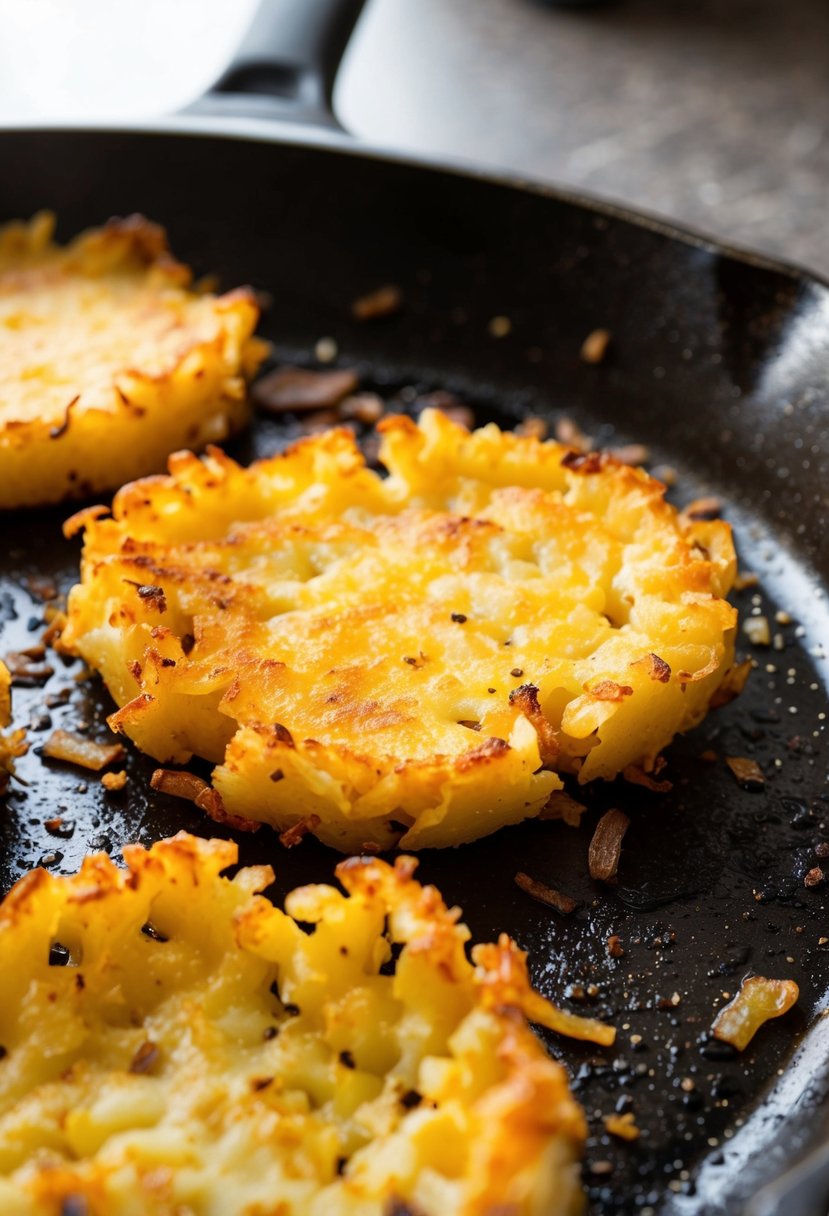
[1,118,828,1216]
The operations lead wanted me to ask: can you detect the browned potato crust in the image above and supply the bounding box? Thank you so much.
[0,212,266,507]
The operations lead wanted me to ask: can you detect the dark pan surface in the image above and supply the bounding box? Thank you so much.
[2,127,829,1215]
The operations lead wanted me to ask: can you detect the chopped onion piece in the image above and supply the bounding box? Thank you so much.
[43,729,124,771]
[711,975,799,1051]
[589,809,630,882]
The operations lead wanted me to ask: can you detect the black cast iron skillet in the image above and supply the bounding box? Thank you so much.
[1,3,828,1213]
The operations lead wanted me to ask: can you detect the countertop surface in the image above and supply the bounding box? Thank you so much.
[337,0,829,278]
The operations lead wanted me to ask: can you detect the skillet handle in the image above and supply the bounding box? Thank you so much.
[182,0,366,130]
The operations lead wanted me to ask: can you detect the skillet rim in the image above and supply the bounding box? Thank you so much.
[2,114,829,296]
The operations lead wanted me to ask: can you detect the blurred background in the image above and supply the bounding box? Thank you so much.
[0,0,826,274]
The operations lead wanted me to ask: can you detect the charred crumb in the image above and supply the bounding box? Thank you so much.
[589,810,630,883]
[338,1050,356,1069]
[129,1041,160,1075]
[514,871,578,914]
[725,756,766,791]
[351,285,402,322]
[44,817,75,838]
[278,815,321,848]
[48,942,71,966]
[580,329,611,365]
[141,922,169,943]
[253,365,359,414]
[339,393,384,425]
[561,450,605,474]
[4,650,55,685]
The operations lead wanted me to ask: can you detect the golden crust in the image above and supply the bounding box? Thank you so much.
[0,833,594,1216]
[0,212,267,508]
[0,661,27,789]
[62,408,739,850]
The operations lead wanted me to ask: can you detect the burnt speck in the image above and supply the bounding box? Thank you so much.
[339,1050,356,1069]
[44,818,75,839]
[141,922,169,943]
[48,942,71,967]
[451,612,467,623]
[400,1089,422,1109]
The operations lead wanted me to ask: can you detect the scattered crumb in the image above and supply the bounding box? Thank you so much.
[338,394,384,425]
[724,756,765,791]
[604,1111,640,1141]
[580,328,611,364]
[488,315,512,338]
[554,415,592,451]
[252,366,358,414]
[610,443,650,467]
[588,809,630,882]
[351,285,402,322]
[515,415,548,440]
[279,815,322,849]
[683,496,723,521]
[514,871,578,914]
[101,769,128,792]
[43,729,125,772]
[743,616,771,646]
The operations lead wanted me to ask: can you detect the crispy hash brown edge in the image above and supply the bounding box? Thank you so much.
[60,410,741,851]
[0,212,267,508]
[0,833,602,1216]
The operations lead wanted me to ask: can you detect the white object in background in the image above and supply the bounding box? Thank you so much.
[0,0,260,122]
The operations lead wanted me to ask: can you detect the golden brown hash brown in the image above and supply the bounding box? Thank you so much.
[61,408,739,851]
[0,212,267,508]
[0,832,603,1216]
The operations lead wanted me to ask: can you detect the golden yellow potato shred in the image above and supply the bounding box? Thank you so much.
[62,409,738,850]
[0,833,591,1216]
[0,213,266,507]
